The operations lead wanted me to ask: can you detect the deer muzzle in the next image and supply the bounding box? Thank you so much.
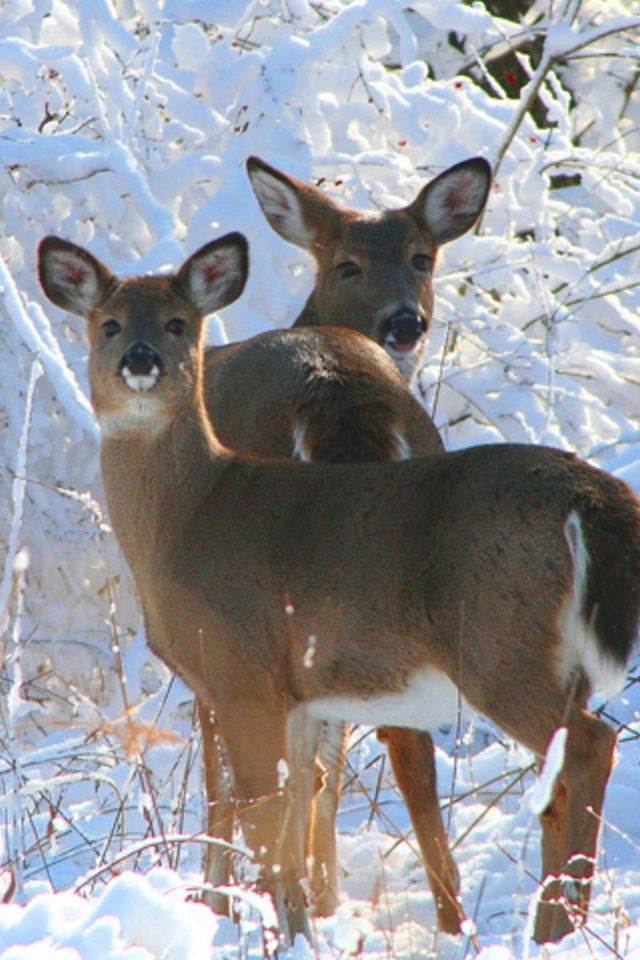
[387,310,426,352]
[119,341,164,392]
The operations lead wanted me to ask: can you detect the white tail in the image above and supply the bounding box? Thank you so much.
[39,233,640,946]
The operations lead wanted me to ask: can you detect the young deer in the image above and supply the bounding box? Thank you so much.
[235,154,492,381]
[204,155,491,458]
[39,232,640,946]
[200,327,455,927]
[199,155,489,927]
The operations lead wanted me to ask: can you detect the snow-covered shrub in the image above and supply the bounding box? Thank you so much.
[0,1,639,955]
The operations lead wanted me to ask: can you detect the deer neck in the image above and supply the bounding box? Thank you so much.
[99,385,231,584]
[294,292,322,327]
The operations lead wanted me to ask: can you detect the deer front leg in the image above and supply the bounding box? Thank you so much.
[279,706,324,940]
[534,710,616,944]
[308,721,350,916]
[220,699,312,946]
[197,701,235,914]
[380,726,465,935]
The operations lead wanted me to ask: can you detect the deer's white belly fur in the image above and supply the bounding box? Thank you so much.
[307,665,471,730]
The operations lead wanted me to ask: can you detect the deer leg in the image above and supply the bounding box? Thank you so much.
[536,775,569,941]
[219,699,311,946]
[470,675,615,945]
[380,726,465,935]
[197,701,235,914]
[278,707,322,939]
[534,707,616,944]
[308,721,349,916]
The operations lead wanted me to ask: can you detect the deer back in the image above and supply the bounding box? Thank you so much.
[203,327,443,463]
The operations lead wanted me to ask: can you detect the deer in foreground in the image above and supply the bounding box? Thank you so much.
[200,327,455,926]
[199,154,490,924]
[39,231,640,946]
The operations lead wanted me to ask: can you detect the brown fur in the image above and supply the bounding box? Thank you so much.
[199,155,490,924]
[39,232,640,946]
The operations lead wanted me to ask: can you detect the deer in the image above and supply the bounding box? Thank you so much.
[199,326,455,927]
[39,230,640,947]
[198,154,490,925]
[203,154,492,454]
[230,154,492,382]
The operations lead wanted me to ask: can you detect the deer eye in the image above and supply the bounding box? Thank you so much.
[166,318,186,336]
[102,319,121,338]
[412,253,433,272]
[335,260,361,280]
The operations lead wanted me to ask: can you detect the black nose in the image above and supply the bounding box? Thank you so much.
[119,341,163,375]
[388,310,425,345]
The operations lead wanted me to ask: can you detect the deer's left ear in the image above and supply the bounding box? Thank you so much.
[38,236,115,317]
[177,232,249,315]
[409,157,492,245]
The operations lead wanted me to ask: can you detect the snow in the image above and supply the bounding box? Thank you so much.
[0,870,218,959]
[1,0,640,958]
[528,727,568,817]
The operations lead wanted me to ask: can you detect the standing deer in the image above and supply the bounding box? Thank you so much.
[40,232,640,946]
[198,154,490,926]
[237,154,491,381]
[200,326,454,926]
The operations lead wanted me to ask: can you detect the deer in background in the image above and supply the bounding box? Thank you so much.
[204,154,492,454]
[40,231,640,946]
[237,154,492,381]
[181,154,492,930]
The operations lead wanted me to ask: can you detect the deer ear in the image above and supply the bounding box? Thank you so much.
[177,232,249,316]
[409,157,491,245]
[38,236,114,317]
[247,156,342,251]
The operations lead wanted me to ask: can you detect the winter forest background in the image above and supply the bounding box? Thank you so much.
[1,0,640,957]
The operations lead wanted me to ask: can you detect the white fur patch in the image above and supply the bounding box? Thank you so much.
[121,366,160,392]
[98,395,169,437]
[391,427,411,461]
[307,664,471,730]
[250,168,312,249]
[293,420,311,462]
[556,510,627,701]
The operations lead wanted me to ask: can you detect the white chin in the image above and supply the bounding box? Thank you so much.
[122,369,160,392]
[384,339,421,377]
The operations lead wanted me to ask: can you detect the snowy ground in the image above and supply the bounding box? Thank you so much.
[1,0,640,957]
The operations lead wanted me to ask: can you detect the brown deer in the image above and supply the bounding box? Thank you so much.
[198,154,490,926]
[199,327,454,927]
[39,232,640,946]
[234,154,492,381]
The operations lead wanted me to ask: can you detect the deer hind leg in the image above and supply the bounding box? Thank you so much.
[219,699,312,946]
[380,726,465,935]
[472,674,616,945]
[308,721,349,916]
[534,706,616,944]
[198,701,235,914]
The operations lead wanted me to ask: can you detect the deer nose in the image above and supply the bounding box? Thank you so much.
[388,310,425,346]
[119,341,163,376]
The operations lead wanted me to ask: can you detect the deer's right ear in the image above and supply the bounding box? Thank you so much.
[177,232,249,316]
[247,156,341,251]
[38,237,113,317]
